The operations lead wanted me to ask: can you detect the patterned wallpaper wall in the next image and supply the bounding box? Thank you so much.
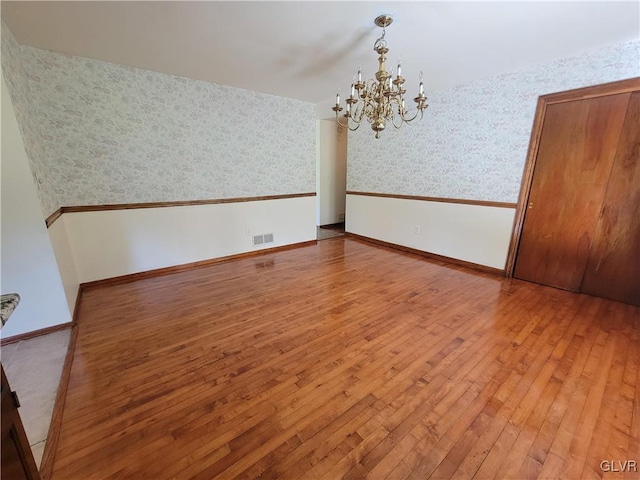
[3,25,316,215]
[347,40,640,203]
[1,23,58,217]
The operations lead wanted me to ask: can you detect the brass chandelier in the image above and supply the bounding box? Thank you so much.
[332,15,428,139]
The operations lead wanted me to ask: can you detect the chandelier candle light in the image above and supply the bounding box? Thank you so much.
[332,14,428,139]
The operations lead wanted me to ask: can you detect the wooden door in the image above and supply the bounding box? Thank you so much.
[581,91,640,305]
[514,93,631,291]
[1,366,41,480]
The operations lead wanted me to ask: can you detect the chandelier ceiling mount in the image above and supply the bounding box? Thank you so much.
[373,14,393,29]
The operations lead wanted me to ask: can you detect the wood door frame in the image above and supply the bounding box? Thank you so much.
[504,77,640,278]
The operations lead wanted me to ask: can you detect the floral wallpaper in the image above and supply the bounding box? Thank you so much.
[3,17,638,216]
[1,23,58,217]
[347,40,640,203]
[4,31,316,213]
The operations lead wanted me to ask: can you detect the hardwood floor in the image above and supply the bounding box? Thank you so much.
[51,238,640,479]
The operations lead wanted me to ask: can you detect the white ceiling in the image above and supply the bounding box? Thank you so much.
[2,1,639,117]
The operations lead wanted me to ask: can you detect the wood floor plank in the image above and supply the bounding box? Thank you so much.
[489,300,593,478]
[574,304,628,480]
[49,238,640,480]
[453,294,581,478]
[345,286,546,478]
[406,289,573,479]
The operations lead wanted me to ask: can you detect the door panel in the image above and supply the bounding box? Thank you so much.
[514,93,631,291]
[1,367,40,480]
[581,91,640,305]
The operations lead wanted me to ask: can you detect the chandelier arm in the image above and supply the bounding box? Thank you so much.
[400,107,423,123]
[335,114,361,132]
[346,117,361,132]
[366,103,379,125]
[390,106,403,129]
[391,109,405,129]
[350,102,366,125]
[345,117,362,131]
[334,114,349,128]
[360,98,374,124]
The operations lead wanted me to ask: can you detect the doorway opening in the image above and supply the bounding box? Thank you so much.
[316,120,347,241]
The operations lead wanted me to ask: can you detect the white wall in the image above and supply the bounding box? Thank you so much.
[47,216,79,313]
[315,121,321,225]
[1,74,71,337]
[346,194,515,270]
[318,120,347,226]
[62,196,316,283]
[1,22,57,217]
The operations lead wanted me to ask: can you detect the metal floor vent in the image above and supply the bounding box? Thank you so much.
[253,233,274,246]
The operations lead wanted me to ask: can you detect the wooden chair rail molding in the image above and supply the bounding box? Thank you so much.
[346,191,517,209]
[44,192,317,228]
[504,77,640,277]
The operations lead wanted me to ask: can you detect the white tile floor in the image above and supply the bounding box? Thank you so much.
[317,226,344,240]
[1,328,71,467]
